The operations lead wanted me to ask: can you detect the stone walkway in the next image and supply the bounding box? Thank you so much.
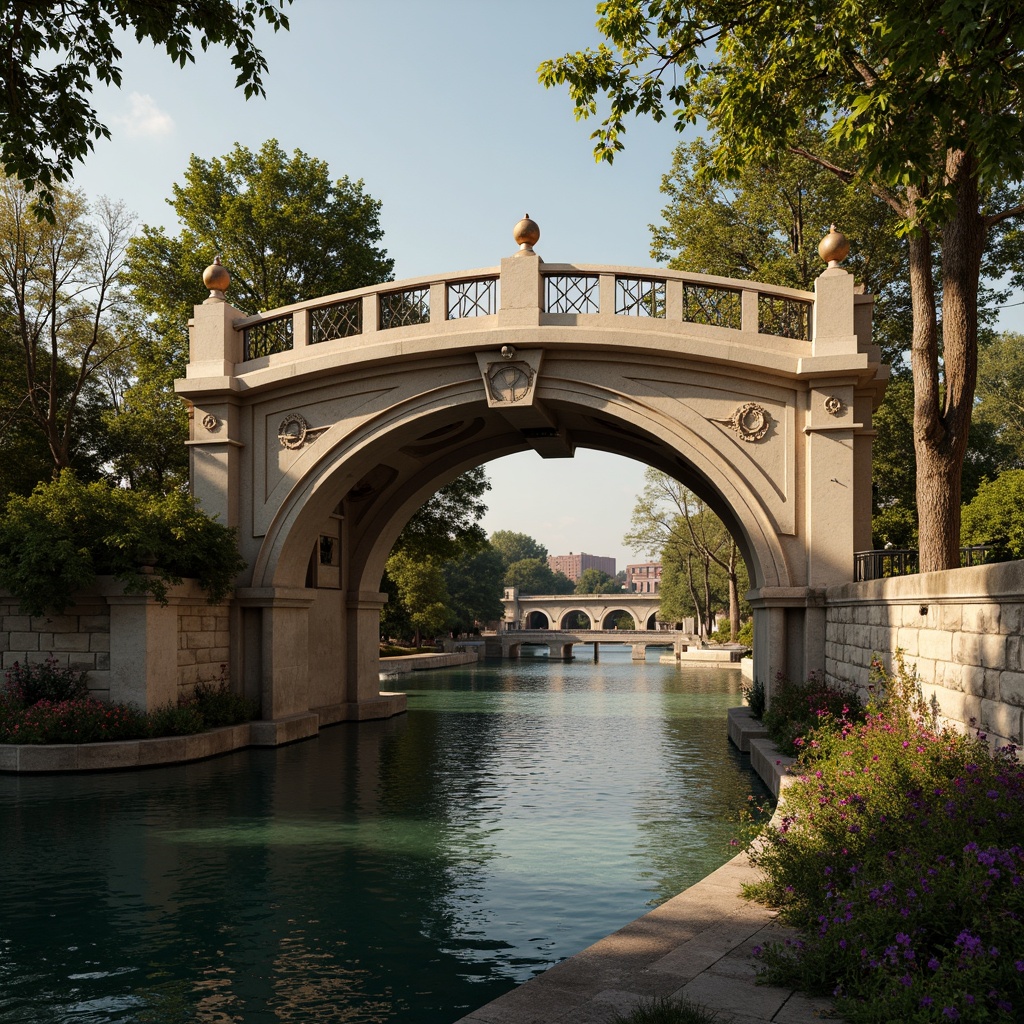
[453,852,839,1024]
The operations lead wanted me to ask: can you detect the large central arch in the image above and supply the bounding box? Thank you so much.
[178,225,884,723]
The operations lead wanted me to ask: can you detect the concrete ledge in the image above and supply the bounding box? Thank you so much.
[378,651,477,674]
[315,692,407,724]
[749,737,798,798]
[248,713,319,747]
[727,706,769,753]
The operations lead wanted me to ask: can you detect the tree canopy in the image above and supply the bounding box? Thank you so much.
[503,558,574,595]
[575,568,619,594]
[489,530,548,567]
[0,1,292,218]
[542,1,1024,572]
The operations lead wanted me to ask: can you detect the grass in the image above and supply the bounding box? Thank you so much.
[609,996,721,1023]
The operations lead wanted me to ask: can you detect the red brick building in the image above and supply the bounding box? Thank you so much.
[546,552,616,582]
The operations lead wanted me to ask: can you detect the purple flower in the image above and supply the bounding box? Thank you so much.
[928,957,940,971]
[920,996,933,1008]
[942,1009,959,1021]
[899,973,912,987]
[751,945,762,957]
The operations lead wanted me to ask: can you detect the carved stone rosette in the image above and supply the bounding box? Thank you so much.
[824,395,844,417]
[278,412,328,450]
[717,402,772,443]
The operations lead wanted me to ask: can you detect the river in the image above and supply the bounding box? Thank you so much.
[0,647,771,1023]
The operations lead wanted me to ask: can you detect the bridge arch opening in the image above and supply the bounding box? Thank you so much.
[525,611,549,629]
[601,610,635,630]
[180,243,881,721]
[560,610,592,630]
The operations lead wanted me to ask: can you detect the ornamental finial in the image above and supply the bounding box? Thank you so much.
[202,256,230,300]
[512,214,540,255]
[818,224,850,268]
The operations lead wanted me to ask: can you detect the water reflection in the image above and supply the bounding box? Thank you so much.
[0,650,770,1023]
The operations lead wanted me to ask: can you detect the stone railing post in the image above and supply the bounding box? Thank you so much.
[499,214,543,327]
[178,259,245,528]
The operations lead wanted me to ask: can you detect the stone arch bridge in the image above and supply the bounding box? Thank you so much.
[501,587,663,632]
[177,219,884,724]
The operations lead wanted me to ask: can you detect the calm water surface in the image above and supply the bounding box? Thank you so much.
[0,650,771,1023]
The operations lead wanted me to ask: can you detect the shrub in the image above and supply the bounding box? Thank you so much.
[4,658,88,705]
[761,672,863,756]
[187,679,259,728]
[147,702,205,737]
[742,678,766,720]
[746,652,1024,1023]
[0,471,246,614]
[0,698,147,744]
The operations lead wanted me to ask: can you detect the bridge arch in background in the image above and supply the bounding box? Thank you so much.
[179,225,884,722]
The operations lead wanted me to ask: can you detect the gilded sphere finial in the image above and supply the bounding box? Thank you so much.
[513,214,540,253]
[818,224,850,267]
[203,256,230,297]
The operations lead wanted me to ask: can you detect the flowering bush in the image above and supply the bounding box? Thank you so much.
[746,651,1024,1022]
[0,697,147,744]
[4,657,88,704]
[1,662,259,744]
[761,671,864,755]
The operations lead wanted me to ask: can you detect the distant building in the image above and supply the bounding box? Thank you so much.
[626,562,661,594]
[547,551,616,582]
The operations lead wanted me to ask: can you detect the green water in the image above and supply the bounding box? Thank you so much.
[0,649,771,1023]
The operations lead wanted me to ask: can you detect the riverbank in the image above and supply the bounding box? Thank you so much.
[454,707,829,1024]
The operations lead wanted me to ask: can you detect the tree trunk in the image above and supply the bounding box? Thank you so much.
[728,541,740,640]
[910,155,985,573]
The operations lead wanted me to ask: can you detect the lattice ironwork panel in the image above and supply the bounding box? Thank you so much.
[379,287,430,329]
[311,299,362,344]
[681,284,741,329]
[615,276,666,317]
[244,316,293,360]
[544,274,599,314]
[758,294,811,340]
[448,277,499,319]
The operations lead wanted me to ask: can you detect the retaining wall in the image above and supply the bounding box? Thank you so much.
[825,560,1024,749]
[0,579,230,710]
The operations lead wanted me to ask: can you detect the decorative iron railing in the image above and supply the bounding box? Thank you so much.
[235,265,821,362]
[379,286,430,330]
[854,544,1003,582]
[682,283,741,329]
[545,273,599,314]
[448,277,499,318]
[616,276,666,318]
[311,298,362,344]
[244,316,293,360]
[758,294,811,341]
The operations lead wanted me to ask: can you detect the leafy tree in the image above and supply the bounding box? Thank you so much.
[0,178,131,476]
[384,550,452,648]
[0,471,245,614]
[489,530,548,568]
[117,140,393,487]
[124,139,393,377]
[542,1,1024,572]
[872,374,1014,548]
[0,1,292,218]
[392,467,490,563]
[960,471,1024,561]
[974,332,1024,469]
[442,544,506,633]
[504,558,574,595]
[625,468,748,639]
[652,135,911,369]
[575,568,619,594]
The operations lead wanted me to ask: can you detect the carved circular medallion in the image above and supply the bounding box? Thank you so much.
[488,363,532,403]
[729,402,771,442]
[201,413,220,432]
[824,394,843,417]
[278,412,311,449]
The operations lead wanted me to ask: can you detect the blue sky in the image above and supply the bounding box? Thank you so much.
[71,0,1023,570]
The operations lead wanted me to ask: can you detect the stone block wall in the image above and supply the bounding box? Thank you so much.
[177,604,230,694]
[0,580,230,710]
[825,560,1024,750]
[0,592,112,698]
